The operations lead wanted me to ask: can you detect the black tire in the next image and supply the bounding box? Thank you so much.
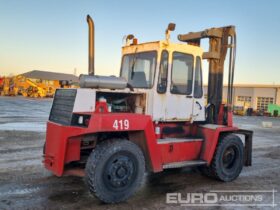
[200,134,244,182]
[85,139,145,203]
[199,164,215,178]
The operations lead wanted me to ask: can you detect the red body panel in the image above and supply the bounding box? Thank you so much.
[44,111,239,176]
[44,113,162,176]
[44,122,84,176]
[198,125,239,164]
[159,141,202,164]
[65,138,81,162]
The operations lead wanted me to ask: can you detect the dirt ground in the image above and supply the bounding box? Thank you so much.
[0,96,279,210]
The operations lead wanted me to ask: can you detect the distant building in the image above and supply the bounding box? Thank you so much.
[21,70,79,84]
[204,84,280,112]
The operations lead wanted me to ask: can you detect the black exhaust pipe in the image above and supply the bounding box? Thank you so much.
[87,15,94,75]
[80,15,129,90]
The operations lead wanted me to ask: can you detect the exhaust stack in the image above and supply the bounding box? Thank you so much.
[87,15,94,75]
[80,15,128,90]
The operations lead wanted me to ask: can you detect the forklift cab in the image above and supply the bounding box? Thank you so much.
[120,41,205,122]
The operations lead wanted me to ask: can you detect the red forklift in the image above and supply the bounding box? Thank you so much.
[43,15,253,203]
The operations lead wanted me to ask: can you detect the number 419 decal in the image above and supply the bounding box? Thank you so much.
[113,119,130,130]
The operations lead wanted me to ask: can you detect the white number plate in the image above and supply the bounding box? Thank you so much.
[113,119,130,130]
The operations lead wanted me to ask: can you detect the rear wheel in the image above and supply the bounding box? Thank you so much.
[85,139,145,203]
[200,134,244,182]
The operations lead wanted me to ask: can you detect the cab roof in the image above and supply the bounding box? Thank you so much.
[122,40,203,57]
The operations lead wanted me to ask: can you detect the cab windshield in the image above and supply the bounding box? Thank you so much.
[120,51,157,88]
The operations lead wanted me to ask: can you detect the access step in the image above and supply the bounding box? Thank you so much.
[157,138,204,144]
[162,160,207,169]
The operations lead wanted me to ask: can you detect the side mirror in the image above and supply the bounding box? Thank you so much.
[126,34,134,40]
[168,23,176,31]
[165,23,176,43]
[125,34,135,46]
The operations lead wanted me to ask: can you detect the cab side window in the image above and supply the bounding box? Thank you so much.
[157,50,168,93]
[171,52,193,95]
[194,56,203,98]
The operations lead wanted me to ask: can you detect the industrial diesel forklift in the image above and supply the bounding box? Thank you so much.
[43,15,253,203]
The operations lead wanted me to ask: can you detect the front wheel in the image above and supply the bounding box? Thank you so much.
[85,139,145,203]
[200,134,244,182]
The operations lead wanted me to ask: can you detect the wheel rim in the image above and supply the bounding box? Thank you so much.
[103,152,136,191]
[222,145,238,170]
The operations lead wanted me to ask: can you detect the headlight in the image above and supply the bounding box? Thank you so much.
[78,116,84,124]
[71,114,91,127]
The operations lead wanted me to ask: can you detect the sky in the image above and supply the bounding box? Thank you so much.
[0,0,279,84]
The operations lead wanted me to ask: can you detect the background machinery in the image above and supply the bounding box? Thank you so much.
[43,15,253,203]
[21,78,47,98]
[0,75,65,98]
[0,77,10,96]
[0,77,17,96]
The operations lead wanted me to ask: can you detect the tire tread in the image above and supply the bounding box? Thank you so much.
[85,139,145,203]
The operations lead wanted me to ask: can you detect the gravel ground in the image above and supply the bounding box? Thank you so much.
[0,96,279,210]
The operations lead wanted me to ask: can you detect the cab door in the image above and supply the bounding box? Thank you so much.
[192,56,205,121]
[152,50,169,121]
[165,52,194,121]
